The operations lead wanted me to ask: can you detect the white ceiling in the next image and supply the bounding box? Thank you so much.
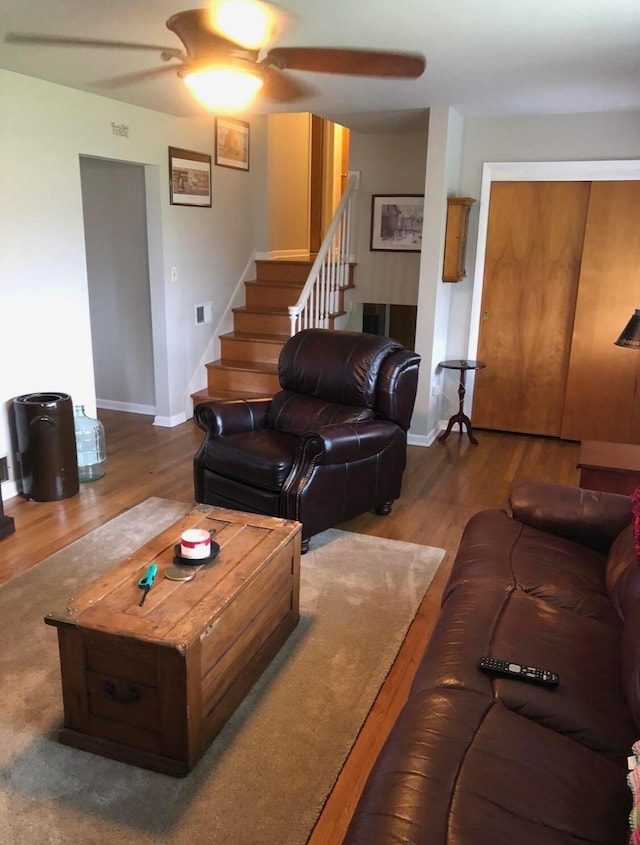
[1,0,639,132]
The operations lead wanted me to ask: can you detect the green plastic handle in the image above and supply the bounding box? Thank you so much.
[138,563,158,589]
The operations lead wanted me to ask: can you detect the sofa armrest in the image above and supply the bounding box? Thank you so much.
[298,420,401,466]
[194,398,271,437]
[509,481,632,553]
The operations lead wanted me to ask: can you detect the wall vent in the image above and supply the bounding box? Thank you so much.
[195,302,213,325]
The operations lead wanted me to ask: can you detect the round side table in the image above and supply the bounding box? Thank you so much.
[437,359,486,445]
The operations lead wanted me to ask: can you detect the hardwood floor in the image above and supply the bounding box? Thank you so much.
[0,410,203,584]
[1,409,581,841]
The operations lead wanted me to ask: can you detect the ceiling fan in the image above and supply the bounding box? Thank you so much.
[5,1,426,112]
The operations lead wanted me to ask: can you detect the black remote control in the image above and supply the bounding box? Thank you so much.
[479,657,559,687]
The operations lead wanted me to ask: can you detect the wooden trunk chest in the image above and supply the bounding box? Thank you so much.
[45,505,301,777]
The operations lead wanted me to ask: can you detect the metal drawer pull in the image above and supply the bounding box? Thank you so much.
[103,680,140,704]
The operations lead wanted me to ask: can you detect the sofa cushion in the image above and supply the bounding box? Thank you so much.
[444,509,618,623]
[415,576,636,763]
[267,390,373,437]
[509,481,632,553]
[485,588,635,762]
[345,688,630,845]
[412,578,513,698]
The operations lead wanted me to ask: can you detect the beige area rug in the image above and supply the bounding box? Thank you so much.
[0,498,445,845]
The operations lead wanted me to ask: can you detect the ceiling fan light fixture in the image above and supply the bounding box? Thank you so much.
[208,0,279,50]
[182,63,263,111]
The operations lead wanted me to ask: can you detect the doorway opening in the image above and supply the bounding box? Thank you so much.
[363,303,417,350]
[79,156,156,416]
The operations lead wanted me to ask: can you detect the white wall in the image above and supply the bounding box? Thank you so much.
[412,107,465,445]
[0,68,267,498]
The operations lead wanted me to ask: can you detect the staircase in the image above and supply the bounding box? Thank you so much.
[191,257,355,406]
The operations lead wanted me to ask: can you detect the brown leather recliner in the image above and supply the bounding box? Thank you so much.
[193,329,420,551]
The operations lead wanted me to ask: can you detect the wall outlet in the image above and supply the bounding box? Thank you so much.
[431,384,441,397]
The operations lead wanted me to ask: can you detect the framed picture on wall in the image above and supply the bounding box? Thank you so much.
[168,147,212,207]
[370,194,424,252]
[215,117,250,171]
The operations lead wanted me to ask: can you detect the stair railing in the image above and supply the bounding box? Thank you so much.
[288,173,359,335]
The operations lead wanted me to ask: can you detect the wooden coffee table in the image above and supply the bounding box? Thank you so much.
[45,505,301,777]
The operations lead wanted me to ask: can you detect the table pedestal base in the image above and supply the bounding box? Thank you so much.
[438,412,478,445]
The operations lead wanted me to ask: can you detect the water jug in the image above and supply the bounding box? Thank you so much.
[73,405,106,482]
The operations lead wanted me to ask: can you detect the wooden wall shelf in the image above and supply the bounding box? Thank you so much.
[443,197,476,283]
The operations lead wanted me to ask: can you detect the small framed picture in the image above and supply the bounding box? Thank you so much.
[168,147,212,207]
[215,116,250,172]
[370,194,424,252]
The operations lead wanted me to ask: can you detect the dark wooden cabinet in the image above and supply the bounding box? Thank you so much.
[443,197,475,282]
[578,440,640,495]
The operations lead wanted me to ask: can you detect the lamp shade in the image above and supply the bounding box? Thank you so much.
[615,309,640,349]
[181,62,263,111]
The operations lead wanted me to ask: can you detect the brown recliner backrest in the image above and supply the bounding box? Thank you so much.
[270,329,420,433]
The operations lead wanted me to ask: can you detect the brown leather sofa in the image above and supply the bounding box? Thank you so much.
[344,481,638,845]
[193,329,420,551]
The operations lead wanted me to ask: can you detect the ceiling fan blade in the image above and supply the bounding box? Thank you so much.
[94,65,179,90]
[265,47,425,78]
[5,32,177,53]
[260,65,314,103]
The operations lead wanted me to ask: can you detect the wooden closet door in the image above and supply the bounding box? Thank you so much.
[561,181,640,444]
[473,181,591,435]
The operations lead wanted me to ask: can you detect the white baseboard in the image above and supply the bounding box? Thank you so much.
[407,423,443,448]
[154,412,187,428]
[1,479,19,501]
[97,399,156,416]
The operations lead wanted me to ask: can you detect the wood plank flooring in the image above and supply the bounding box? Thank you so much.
[0,409,581,842]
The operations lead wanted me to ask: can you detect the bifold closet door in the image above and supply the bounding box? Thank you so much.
[472,181,591,436]
[560,181,640,444]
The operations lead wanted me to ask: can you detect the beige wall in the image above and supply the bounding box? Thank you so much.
[267,113,311,257]
[348,130,428,307]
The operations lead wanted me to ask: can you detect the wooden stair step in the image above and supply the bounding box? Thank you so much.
[255,258,313,284]
[192,387,274,406]
[246,277,306,287]
[209,359,278,374]
[233,305,289,314]
[205,359,281,393]
[232,306,291,335]
[244,279,304,309]
[226,330,290,341]
[220,331,288,365]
